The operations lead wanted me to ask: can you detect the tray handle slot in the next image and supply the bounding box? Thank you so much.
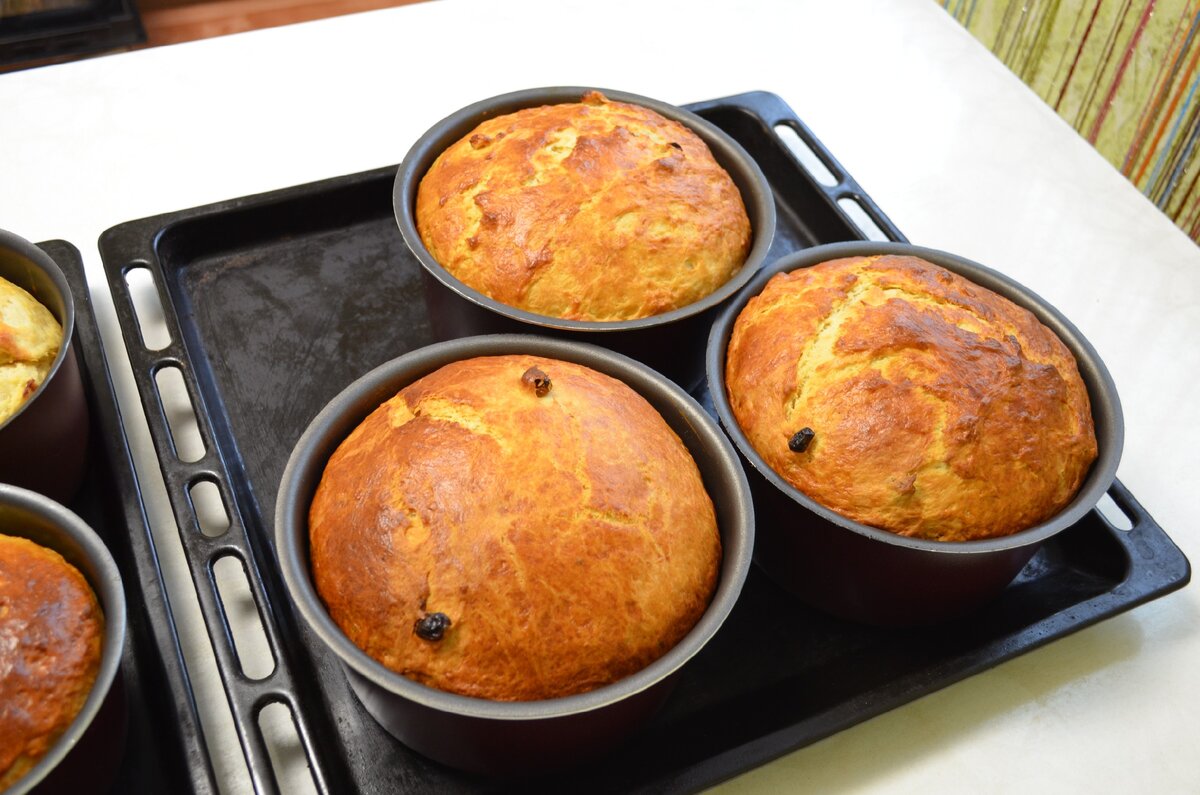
[124,262,173,350]
[197,539,339,793]
[213,553,277,680]
[258,701,319,795]
[189,476,231,537]
[773,122,840,187]
[1095,490,1134,532]
[155,363,207,463]
[836,195,891,242]
[754,92,907,244]
[1105,479,1158,538]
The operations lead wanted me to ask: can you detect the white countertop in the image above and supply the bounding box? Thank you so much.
[2,0,1197,792]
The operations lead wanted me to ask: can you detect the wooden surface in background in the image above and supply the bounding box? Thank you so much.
[138,0,425,46]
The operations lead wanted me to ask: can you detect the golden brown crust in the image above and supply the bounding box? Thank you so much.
[725,255,1098,541]
[0,276,62,426]
[415,91,751,321]
[0,535,104,789]
[309,355,720,701]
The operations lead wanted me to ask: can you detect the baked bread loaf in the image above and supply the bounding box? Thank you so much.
[725,254,1098,541]
[0,534,104,789]
[1,275,63,426]
[309,355,721,701]
[415,91,751,321]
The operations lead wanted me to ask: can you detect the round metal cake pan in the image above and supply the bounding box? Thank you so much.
[276,334,754,776]
[393,86,778,391]
[0,483,128,795]
[706,240,1124,626]
[0,229,90,503]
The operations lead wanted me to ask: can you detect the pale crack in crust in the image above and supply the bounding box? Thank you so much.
[403,395,513,454]
[784,277,876,421]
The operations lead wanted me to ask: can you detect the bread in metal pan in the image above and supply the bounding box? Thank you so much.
[0,534,103,789]
[309,355,720,701]
[415,91,751,321]
[0,276,62,425]
[724,254,1097,541]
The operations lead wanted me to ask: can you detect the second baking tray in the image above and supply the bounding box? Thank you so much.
[40,240,213,793]
[97,91,1191,793]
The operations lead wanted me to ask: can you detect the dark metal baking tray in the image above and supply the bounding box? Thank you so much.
[37,240,215,793]
[95,91,1191,794]
[0,0,144,69]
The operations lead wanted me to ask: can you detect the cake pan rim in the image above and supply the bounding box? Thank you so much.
[0,227,78,433]
[705,239,1124,554]
[275,333,754,721]
[392,84,777,331]
[0,482,127,795]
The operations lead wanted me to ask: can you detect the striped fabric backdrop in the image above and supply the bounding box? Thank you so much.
[941,0,1200,244]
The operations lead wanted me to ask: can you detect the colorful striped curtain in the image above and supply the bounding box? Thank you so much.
[941,0,1200,244]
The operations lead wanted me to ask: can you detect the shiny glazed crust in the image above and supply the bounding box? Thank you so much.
[0,535,104,789]
[725,255,1098,541]
[309,355,721,701]
[415,91,751,321]
[0,276,62,425]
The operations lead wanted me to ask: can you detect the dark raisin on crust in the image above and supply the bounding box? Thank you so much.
[414,612,452,641]
[788,427,816,453]
[521,366,553,397]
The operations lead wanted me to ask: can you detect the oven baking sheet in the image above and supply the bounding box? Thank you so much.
[96,92,1191,794]
[39,240,214,794]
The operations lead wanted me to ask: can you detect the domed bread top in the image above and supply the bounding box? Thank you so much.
[415,91,751,321]
[0,276,63,425]
[309,355,721,701]
[0,534,104,790]
[724,255,1098,541]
